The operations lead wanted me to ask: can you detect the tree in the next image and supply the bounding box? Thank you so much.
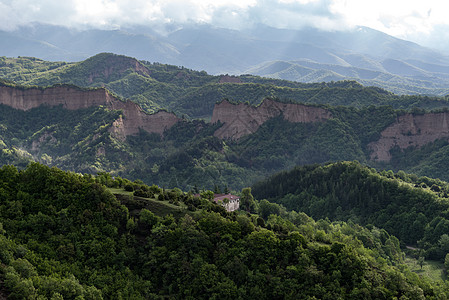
[200,190,214,201]
[418,256,425,270]
[240,187,257,213]
[439,234,449,253]
[444,253,449,271]
[140,209,158,230]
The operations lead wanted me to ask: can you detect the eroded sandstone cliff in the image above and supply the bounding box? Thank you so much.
[211,99,332,140]
[369,112,449,161]
[0,85,179,137]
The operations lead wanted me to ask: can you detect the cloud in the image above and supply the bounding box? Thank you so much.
[0,0,344,31]
[0,0,77,29]
[331,0,449,39]
[1,0,449,50]
[404,24,449,51]
[241,0,348,30]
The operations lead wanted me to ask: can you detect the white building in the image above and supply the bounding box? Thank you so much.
[213,193,240,212]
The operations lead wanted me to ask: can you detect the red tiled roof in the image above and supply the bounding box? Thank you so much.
[193,193,240,202]
[213,193,239,202]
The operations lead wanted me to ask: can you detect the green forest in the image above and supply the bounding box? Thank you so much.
[5,53,449,298]
[252,161,449,261]
[1,162,449,299]
[2,92,449,190]
[2,53,449,190]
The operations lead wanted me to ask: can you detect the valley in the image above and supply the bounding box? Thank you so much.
[2,53,449,299]
[5,1,449,298]
[2,54,449,190]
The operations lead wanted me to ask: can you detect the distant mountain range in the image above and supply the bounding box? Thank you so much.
[2,23,449,95]
[246,59,449,95]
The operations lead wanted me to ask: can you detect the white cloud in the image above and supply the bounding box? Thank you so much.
[1,0,449,50]
[0,0,340,30]
[331,0,449,39]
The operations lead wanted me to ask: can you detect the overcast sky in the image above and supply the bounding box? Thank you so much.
[2,0,449,51]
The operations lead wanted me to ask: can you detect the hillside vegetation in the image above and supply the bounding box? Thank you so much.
[0,97,392,189]
[252,161,449,261]
[2,53,449,119]
[1,162,448,299]
[1,80,449,189]
[2,54,449,188]
[0,103,125,173]
[4,52,449,298]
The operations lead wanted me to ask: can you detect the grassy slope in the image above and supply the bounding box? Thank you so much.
[404,256,446,282]
[107,187,187,218]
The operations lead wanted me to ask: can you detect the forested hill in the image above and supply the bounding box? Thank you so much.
[3,53,449,188]
[252,161,449,261]
[1,81,449,189]
[2,53,449,119]
[0,162,447,298]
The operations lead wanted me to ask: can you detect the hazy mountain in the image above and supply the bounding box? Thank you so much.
[2,23,449,95]
[246,59,449,95]
[0,23,180,63]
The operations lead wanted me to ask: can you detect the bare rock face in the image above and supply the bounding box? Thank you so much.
[368,112,449,161]
[219,75,242,84]
[0,85,108,110]
[0,85,179,138]
[211,99,332,140]
[106,98,179,137]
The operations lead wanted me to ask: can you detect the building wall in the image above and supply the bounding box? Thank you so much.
[224,199,240,212]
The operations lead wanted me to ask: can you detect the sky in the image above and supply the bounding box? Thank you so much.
[1,0,449,51]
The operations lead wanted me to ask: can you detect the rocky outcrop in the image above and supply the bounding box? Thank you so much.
[106,99,179,137]
[211,99,332,139]
[0,85,108,110]
[369,112,449,161]
[219,75,242,84]
[0,85,179,137]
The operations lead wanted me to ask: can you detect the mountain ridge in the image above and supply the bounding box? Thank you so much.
[3,23,449,95]
[246,59,449,95]
[4,53,449,120]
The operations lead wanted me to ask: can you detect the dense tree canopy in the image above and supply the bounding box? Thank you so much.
[0,163,447,299]
[252,161,449,260]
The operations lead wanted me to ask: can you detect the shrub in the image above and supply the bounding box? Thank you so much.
[124,184,134,192]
